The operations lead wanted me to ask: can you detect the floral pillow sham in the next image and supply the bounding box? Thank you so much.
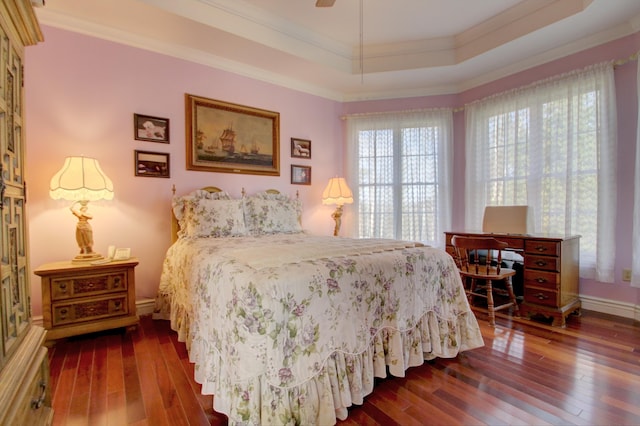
[175,197,246,238]
[244,193,303,235]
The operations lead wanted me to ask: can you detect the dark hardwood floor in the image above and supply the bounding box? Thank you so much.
[48,309,640,425]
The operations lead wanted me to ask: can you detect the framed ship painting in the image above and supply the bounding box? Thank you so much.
[185,94,280,176]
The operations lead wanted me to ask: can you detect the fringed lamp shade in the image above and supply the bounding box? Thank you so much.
[322,177,353,236]
[49,156,114,263]
[49,156,114,201]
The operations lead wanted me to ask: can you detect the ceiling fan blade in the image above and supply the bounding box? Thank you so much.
[315,0,336,7]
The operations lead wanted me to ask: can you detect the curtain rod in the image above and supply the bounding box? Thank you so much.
[613,50,639,68]
[341,106,453,120]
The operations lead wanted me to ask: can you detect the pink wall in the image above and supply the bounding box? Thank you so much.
[25,26,344,316]
[25,25,640,317]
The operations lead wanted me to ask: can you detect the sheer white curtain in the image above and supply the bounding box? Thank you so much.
[632,60,640,288]
[466,62,617,282]
[345,109,453,248]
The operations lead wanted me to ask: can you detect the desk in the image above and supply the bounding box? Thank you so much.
[445,232,580,327]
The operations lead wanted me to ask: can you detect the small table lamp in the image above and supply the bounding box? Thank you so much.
[49,156,114,263]
[322,177,353,236]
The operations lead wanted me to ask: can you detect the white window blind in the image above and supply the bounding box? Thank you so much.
[346,109,453,248]
[465,62,617,282]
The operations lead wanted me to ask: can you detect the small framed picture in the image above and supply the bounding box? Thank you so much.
[134,113,170,143]
[291,164,311,185]
[291,138,311,159]
[135,150,170,178]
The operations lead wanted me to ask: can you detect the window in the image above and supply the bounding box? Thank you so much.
[466,63,617,282]
[346,109,452,247]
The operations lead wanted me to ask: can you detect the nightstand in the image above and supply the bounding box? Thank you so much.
[34,258,139,341]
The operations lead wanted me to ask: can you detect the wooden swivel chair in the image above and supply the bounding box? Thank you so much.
[451,236,520,327]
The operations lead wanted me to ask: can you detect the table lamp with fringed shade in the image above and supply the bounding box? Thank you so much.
[322,177,353,236]
[49,156,114,263]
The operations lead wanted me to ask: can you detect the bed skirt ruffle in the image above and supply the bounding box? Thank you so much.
[155,297,483,425]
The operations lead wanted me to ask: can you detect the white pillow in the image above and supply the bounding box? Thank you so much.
[179,198,246,238]
[244,194,302,235]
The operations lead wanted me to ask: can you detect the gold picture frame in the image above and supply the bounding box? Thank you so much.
[185,94,280,176]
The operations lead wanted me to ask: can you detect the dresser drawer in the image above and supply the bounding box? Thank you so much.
[0,347,53,425]
[52,294,129,326]
[525,240,560,256]
[524,270,559,290]
[524,288,559,307]
[11,347,52,426]
[525,254,560,272]
[51,270,128,301]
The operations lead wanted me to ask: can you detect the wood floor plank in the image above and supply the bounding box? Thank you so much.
[47,311,640,425]
[69,339,96,421]
[106,391,127,425]
[132,321,172,426]
[122,331,146,424]
[158,330,213,425]
[87,334,108,426]
[51,338,81,426]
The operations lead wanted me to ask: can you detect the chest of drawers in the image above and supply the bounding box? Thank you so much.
[35,259,139,341]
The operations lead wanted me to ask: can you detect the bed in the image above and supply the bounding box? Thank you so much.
[153,187,484,425]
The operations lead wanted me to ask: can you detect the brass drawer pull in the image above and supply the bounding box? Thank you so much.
[535,293,549,300]
[535,260,547,267]
[31,381,47,410]
[535,246,547,252]
[536,277,547,283]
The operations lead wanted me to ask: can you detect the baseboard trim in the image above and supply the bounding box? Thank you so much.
[32,297,157,328]
[579,294,640,321]
[30,295,639,328]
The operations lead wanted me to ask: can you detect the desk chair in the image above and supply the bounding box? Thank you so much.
[451,235,520,327]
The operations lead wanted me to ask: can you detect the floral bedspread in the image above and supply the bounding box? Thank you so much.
[154,233,484,425]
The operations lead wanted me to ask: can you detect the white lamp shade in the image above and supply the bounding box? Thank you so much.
[322,177,353,206]
[49,156,114,201]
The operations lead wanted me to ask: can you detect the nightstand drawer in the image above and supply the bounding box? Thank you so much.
[51,271,128,300]
[52,293,129,326]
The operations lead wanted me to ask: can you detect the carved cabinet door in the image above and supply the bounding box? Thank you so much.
[0,11,30,368]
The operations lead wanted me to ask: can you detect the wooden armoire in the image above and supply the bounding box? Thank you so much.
[0,1,51,425]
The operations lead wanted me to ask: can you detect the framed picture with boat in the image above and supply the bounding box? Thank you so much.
[185,94,280,176]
